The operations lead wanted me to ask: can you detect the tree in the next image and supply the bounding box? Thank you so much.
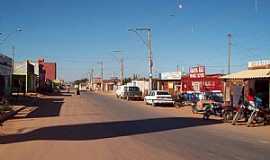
[73,78,88,85]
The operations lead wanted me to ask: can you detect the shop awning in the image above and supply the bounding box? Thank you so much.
[221,69,270,80]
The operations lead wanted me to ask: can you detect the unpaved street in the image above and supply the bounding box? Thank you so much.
[1,92,270,160]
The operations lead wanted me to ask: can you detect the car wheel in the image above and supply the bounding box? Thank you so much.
[144,99,148,105]
[152,100,156,107]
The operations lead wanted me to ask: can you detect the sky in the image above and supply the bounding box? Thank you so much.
[0,0,269,81]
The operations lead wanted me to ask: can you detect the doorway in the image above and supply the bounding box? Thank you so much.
[255,80,269,108]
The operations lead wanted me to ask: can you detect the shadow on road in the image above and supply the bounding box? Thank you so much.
[27,98,63,118]
[0,117,222,144]
[8,92,66,120]
[11,97,64,119]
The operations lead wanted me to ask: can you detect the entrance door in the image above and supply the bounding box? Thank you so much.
[255,80,269,108]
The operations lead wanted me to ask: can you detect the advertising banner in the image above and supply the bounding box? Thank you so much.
[161,72,181,80]
[248,60,270,69]
[189,66,205,78]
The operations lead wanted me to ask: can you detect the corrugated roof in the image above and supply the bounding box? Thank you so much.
[221,69,270,79]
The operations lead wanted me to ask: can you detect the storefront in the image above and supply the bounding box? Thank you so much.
[181,66,224,94]
[160,72,181,95]
[12,61,37,93]
[0,54,12,97]
[222,60,270,108]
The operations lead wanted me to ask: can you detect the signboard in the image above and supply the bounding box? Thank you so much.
[192,82,201,91]
[14,61,27,75]
[161,72,181,80]
[248,60,270,69]
[189,66,205,78]
[0,53,12,76]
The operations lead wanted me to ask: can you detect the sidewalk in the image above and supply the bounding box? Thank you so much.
[0,105,26,124]
[0,91,69,125]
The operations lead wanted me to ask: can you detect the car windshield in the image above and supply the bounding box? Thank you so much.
[128,87,139,91]
[157,91,170,95]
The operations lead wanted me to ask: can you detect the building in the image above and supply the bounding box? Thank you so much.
[91,77,102,91]
[181,66,224,94]
[38,59,57,82]
[127,80,150,96]
[222,60,270,108]
[12,60,37,93]
[0,53,12,97]
[127,79,161,96]
[30,60,46,90]
[160,72,182,95]
[79,82,89,91]
[103,79,119,92]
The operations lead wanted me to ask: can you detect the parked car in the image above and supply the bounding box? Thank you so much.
[144,90,175,106]
[115,85,142,100]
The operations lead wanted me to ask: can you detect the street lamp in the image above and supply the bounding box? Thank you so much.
[0,27,22,95]
[112,50,124,85]
[128,27,153,91]
[0,27,22,45]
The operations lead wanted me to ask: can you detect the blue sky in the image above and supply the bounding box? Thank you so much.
[0,0,269,81]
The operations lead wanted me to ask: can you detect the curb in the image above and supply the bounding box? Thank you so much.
[0,106,26,124]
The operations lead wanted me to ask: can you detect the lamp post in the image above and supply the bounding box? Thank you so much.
[0,27,22,45]
[0,28,22,95]
[128,27,153,91]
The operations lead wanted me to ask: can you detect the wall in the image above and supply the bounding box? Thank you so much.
[182,74,224,93]
[43,62,56,81]
[0,54,12,96]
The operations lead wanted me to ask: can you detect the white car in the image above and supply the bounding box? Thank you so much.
[144,90,175,106]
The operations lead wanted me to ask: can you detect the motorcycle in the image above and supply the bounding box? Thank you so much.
[222,105,236,123]
[246,98,270,127]
[202,102,223,120]
[231,101,252,125]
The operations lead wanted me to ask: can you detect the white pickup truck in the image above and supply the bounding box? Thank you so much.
[115,85,142,100]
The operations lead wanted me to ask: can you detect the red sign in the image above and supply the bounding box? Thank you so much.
[189,66,205,78]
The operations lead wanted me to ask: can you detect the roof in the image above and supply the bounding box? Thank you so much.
[221,69,270,80]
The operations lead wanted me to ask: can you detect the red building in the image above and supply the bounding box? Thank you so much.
[181,66,224,93]
[38,59,57,82]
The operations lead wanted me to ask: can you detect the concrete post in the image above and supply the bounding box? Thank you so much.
[269,80,270,109]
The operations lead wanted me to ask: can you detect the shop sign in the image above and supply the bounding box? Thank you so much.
[248,60,270,69]
[189,66,205,78]
[192,82,201,91]
[161,72,181,80]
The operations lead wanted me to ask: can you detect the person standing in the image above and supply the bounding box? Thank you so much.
[246,88,255,107]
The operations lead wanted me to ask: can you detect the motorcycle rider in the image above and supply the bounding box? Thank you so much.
[246,88,255,107]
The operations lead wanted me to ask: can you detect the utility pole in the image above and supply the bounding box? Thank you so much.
[147,29,153,91]
[97,61,103,80]
[176,64,179,72]
[97,61,104,91]
[112,50,124,85]
[128,27,153,91]
[120,57,124,85]
[227,33,232,74]
[90,68,94,90]
[10,46,15,93]
[91,68,94,83]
